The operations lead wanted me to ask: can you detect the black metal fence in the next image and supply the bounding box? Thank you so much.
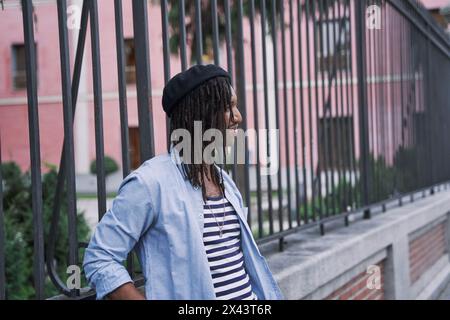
[0,0,449,299]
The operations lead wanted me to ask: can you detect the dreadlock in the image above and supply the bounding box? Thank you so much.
[168,76,233,201]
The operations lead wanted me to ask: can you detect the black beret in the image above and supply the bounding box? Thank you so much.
[162,64,231,117]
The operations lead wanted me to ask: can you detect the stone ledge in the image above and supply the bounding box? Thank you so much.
[265,189,450,299]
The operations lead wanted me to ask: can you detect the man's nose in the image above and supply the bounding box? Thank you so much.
[232,109,243,125]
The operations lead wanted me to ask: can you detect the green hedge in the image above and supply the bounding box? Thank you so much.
[1,162,90,299]
[89,156,119,177]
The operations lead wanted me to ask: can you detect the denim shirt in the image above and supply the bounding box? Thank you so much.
[83,148,284,300]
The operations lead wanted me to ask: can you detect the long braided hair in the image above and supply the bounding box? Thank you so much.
[168,76,234,201]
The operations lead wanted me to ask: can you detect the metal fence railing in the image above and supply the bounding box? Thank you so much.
[0,0,449,299]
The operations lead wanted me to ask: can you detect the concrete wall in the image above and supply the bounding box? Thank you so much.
[264,185,450,300]
[50,183,450,300]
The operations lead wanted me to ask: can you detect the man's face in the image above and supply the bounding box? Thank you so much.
[224,86,242,145]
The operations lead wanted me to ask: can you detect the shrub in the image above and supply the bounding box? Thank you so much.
[89,156,119,177]
[1,162,90,299]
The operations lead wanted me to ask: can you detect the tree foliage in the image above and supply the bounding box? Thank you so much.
[167,0,278,62]
[165,0,341,63]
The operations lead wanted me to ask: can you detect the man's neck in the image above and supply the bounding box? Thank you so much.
[202,166,223,198]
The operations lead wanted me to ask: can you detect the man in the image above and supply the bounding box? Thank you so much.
[83,64,283,300]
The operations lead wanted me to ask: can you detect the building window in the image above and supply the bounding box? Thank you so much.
[316,17,351,73]
[124,38,136,85]
[318,116,355,170]
[12,44,28,90]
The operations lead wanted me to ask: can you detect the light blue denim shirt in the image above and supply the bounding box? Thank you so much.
[83,148,284,300]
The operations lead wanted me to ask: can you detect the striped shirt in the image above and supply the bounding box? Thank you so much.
[203,195,257,300]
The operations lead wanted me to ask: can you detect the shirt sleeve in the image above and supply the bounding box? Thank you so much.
[82,172,154,299]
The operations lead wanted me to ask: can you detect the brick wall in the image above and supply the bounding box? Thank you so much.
[409,221,448,284]
[325,260,385,300]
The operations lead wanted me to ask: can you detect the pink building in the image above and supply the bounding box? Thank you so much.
[423,0,450,31]
[0,0,447,192]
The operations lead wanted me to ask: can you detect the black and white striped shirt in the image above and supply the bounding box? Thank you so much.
[203,195,257,300]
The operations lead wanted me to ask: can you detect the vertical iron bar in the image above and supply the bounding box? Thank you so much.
[178,0,188,71]
[271,0,283,233]
[289,0,301,226]
[47,0,89,295]
[260,0,274,235]
[393,4,398,197]
[114,0,131,178]
[194,0,203,65]
[312,0,324,224]
[342,0,351,212]
[235,0,251,229]
[132,0,155,161]
[398,8,405,206]
[344,0,354,216]
[0,131,5,299]
[348,0,358,211]
[161,0,171,83]
[56,0,78,297]
[337,0,349,211]
[405,7,413,194]
[425,30,434,190]
[378,0,387,210]
[211,0,220,65]
[114,0,133,277]
[366,0,374,206]
[392,11,402,205]
[249,0,262,234]
[417,27,425,190]
[331,0,343,215]
[418,28,426,190]
[224,0,236,179]
[161,0,171,145]
[327,0,338,216]
[376,0,383,201]
[355,0,371,218]
[305,0,316,222]
[408,10,417,192]
[224,0,234,85]
[22,0,45,299]
[280,0,292,230]
[386,3,392,196]
[297,0,309,225]
[376,0,383,204]
[89,0,107,220]
[318,0,331,218]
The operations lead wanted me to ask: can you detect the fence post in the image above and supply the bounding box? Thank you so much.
[132,0,155,162]
[22,0,46,299]
[235,0,250,210]
[0,136,4,300]
[56,0,79,297]
[355,0,372,219]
